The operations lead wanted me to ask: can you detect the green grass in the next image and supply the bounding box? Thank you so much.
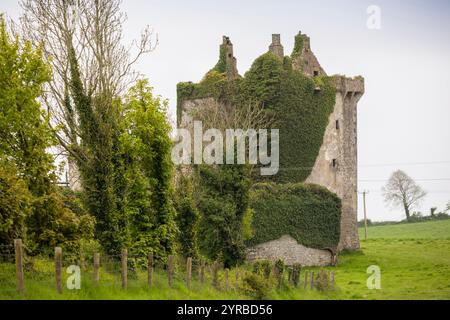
[359,219,450,240]
[1,220,450,300]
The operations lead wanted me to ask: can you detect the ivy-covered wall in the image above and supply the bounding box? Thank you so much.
[247,183,341,249]
[177,47,336,183]
[176,37,342,251]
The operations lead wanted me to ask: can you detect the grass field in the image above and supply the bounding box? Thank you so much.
[358,219,450,240]
[1,220,450,300]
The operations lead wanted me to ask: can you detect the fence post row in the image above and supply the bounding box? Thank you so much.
[55,247,63,294]
[14,239,25,295]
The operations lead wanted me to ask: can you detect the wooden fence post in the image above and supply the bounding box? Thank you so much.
[14,239,24,295]
[224,268,229,290]
[186,257,192,289]
[55,247,62,294]
[212,262,219,288]
[121,249,128,290]
[304,272,308,289]
[168,255,174,287]
[310,271,315,289]
[93,253,100,284]
[199,260,205,284]
[148,253,154,287]
[330,271,335,289]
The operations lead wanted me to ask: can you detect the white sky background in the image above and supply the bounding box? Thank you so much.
[2,0,450,222]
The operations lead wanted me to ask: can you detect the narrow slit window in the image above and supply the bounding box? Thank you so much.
[332,159,337,168]
[336,120,340,130]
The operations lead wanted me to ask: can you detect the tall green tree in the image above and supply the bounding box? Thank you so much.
[196,164,251,268]
[118,80,177,257]
[174,170,199,259]
[21,0,157,255]
[0,16,94,251]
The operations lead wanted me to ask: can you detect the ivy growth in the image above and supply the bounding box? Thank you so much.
[247,183,341,249]
[177,49,336,183]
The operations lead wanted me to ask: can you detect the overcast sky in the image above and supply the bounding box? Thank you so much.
[2,0,450,222]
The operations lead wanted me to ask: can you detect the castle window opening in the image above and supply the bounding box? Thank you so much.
[313,70,319,77]
[336,120,340,130]
[332,159,337,168]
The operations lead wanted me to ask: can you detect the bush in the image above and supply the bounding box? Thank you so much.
[196,164,251,268]
[314,270,332,292]
[240,272,270,300]
[252,260,272,279]
[247,183,341,249]
[0,163,31,245]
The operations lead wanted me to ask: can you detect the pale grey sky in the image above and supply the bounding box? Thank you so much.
[2,0,450,222]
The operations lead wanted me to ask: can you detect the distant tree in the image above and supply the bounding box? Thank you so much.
[382,170,427,222]
[430,207,437,217]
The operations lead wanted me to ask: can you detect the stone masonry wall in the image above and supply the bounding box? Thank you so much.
[246,235,333,266]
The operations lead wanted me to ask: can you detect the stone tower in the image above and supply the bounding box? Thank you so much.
[289,32,364,251]
[177,32,365,262]
[221,36,239,80]
[291,32,327,77]
[267,32,364,251]
[269,34,284,59]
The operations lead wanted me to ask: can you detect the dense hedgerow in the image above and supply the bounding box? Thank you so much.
[247,183,341,249]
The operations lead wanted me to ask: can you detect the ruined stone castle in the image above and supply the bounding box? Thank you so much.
[178,32,364,266]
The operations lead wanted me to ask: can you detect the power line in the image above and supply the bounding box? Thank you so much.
[359,160,450,167]
[359,178,450,182]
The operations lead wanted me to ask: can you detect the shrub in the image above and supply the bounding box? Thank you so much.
[252,260,272,279]
[196,164,251,268]
[240,272,270,300]
[314,270,332,292]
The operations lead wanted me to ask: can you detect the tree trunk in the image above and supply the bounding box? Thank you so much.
[403,202,410,221]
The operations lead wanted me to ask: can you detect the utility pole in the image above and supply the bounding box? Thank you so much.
[361,190,369,240]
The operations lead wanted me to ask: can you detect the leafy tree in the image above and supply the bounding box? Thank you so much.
[174,170,199,259]
[118,80,177,257]
[21,0,156,255]
[0,162,31,244]
[0,16,94,252]
[383,170,427,222]
[196,164,251,268]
